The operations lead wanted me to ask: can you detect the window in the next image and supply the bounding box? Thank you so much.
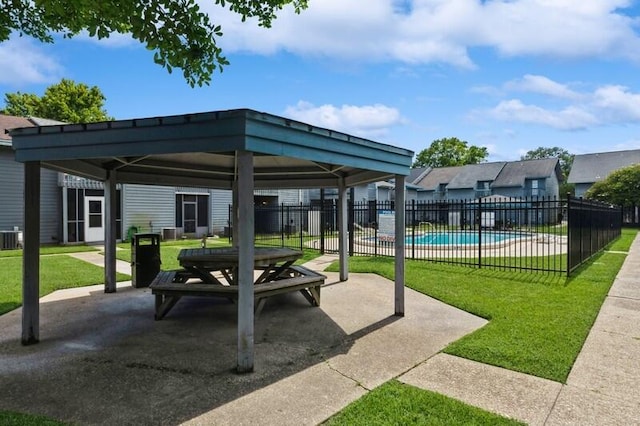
[531,179,539,196]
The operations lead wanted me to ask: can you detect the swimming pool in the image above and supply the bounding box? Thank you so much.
[406,231,521,246]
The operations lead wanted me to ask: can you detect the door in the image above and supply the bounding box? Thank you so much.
[183,201,197,233]
[84,196,105,242]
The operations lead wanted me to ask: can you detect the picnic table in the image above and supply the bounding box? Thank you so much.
[150,246,325,319]
[177,246,303,285]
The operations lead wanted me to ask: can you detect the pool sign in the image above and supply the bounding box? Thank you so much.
[378,210,395,242]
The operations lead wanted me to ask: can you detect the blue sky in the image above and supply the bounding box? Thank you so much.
[2,0,640,162]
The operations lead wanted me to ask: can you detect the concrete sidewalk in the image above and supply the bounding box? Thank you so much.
[400,235,640,425]
[69,250,133,275]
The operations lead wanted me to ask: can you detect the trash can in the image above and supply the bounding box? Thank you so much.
[131,233,161,288]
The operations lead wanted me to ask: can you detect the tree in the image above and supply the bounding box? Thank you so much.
[412,137,488,168]
[0,0,307,87]
[2,79,112,123]
[585,164,640,206]
[521,147,574,181]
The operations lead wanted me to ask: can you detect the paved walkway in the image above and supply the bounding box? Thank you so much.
[3,239,639,424]
[400,235,640,425]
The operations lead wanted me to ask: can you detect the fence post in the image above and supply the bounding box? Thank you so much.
[320,189,325,254]
[299,202,304,250]
[280,203,285,247]
[348,199,355,257]
[411,199,416,260]
[566,196,571,276]
[478,197,482,268]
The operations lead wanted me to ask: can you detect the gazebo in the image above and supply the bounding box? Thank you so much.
[10,109,414,372]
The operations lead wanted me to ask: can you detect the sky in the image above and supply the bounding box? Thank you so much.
[2,0,640,163]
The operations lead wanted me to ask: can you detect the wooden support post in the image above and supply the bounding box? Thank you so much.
[22,161,40,345]
[338,179,349,281]
[394,175,406,316]
[105,170,117,293]
[236,150,255,373]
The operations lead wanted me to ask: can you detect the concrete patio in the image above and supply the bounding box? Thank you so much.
[0,255,486,425]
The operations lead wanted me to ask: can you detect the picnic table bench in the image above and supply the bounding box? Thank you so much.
[149,248,325,320]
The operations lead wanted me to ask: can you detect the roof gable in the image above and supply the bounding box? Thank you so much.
[447,162,506,189]
[1,115,34,145]
[492,158,560,188]
[568,149,640,184]
[414,166,463,190]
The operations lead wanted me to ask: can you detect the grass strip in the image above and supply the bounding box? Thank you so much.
[324,380,524,426]
[0,255,130,316]
[0,410,66,426]
[0,245,98,258]
[328,228,636,382]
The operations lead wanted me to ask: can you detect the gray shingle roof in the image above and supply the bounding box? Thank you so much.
[567,149,640,184]
[1,115,65,146]
[447,162,506,189]
[0,115,33,145]
[492,158,560,188]
[414,166,463,190]
[407,167,430,184]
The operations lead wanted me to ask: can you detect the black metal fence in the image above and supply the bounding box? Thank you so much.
[567,197,622,274]
[234,196,621,276]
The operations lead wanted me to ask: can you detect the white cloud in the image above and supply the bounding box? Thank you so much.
[592,85,640,121]
[505,75,582,100]
[476,74,640,130]
[612,139,640,151]
[283,101,404,138]
[0,38,62,85]
[203,0,640,68]
[486,99,598,130]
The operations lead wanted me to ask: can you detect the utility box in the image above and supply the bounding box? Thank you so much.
[0,231,20,250]
[131,233,161,288]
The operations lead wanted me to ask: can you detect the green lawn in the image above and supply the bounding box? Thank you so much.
[0,410,66,426]
[0,255,130,316]
[328,228,637,382]
[324,381,524,426]
[0,245,99,258]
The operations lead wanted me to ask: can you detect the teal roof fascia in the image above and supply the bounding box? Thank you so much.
[10,108,413,176]
[10,111,247,162]
[245,115,412,175]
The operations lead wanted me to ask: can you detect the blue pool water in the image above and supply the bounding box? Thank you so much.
[406,231,518,246]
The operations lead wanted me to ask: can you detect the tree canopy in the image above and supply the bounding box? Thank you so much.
[413,137,488,168]
[1,79,112,123]
[585,164,640,206]
[521,146,574,181]
[0,0,308,87]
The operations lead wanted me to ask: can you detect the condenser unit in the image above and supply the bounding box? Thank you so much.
[1,231,20,250]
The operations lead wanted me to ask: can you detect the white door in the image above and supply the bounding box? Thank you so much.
[84,196,105,242]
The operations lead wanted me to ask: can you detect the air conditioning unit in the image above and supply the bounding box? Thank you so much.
[1,231,20,250]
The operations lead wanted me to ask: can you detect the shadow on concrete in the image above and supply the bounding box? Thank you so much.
[0,284,372,425]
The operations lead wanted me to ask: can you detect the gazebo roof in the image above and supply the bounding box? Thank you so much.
[9,109,413,189]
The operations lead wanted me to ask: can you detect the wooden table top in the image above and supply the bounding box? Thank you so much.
[178,247,303,268]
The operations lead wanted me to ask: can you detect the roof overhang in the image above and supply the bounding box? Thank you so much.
[10,109,413,190]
